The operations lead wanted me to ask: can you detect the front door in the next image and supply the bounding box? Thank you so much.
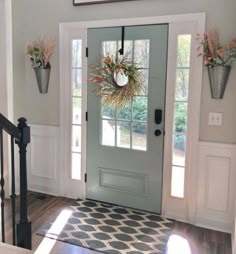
[87,24,168,213]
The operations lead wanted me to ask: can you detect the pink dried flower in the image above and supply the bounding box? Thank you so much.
[196,29,236,67]
[216,48,225,59]
[227,40,236,48]
[26,37,55,68]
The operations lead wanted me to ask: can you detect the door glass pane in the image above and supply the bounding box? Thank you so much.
[102,120,115,147]
[72,126,81,153]
[118,40,133,61]
[72,40,82,68]
[132,123,147,151]
[171,166,185,198]
[73,98,81,125]
[102,103,115,119]
[72,153,81,180]
[117,121,131,149]
[173,134,186,167]
[177,35,191,68]
[139,69,149,96]
[102,41,117,56]
[134,40,150,68]
[117,102,131,121]
[133,96,148,122]
[72,69,82,96]
[173,102,187,133]
[100,39,149,151]
[175,69,189,101]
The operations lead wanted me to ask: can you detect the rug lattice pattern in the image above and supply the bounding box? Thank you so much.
[37,200,173,254]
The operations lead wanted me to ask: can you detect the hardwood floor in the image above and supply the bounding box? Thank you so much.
[4,192,232,254]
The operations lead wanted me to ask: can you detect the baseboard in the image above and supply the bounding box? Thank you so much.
[196,214,232,233]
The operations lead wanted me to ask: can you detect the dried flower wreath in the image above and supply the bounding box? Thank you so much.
[89,53,144,108]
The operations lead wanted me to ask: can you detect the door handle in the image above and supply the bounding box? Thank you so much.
[154,129,162,136]
[155,109,162,124]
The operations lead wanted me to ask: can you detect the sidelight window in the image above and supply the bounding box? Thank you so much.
[171,35,191,198]
[71,40,82,180]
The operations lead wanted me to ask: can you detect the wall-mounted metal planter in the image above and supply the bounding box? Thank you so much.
[208,66,231,99]
[34,66,51,94]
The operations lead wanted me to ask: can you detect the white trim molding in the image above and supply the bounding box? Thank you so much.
[0,0,13,198]
[196,141,236,233]
[27,125,60,196]
[60,12,206,204]
[162,19,205,224]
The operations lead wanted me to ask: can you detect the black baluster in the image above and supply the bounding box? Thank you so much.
[0,128,5,243]
[11,136,16,245]
[16,118,31,250]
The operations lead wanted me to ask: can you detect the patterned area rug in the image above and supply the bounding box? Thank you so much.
[37,200,174,254]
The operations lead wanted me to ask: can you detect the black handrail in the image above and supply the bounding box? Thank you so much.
[0,114,31,250]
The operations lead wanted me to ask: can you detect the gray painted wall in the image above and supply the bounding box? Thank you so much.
[12,0,236,143]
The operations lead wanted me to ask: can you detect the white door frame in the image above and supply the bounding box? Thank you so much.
[0,0,13,198]
[59,13,205,222]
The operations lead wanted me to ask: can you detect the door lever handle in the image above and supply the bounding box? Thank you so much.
[155,109,162,124]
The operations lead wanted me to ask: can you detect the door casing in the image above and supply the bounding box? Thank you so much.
[59,13,205,223]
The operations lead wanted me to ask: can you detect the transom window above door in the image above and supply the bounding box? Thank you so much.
[100,40,150,151]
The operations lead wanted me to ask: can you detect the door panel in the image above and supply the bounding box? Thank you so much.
[87,25,168,213]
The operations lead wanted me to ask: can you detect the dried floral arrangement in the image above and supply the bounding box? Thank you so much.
[89,53,144,108]
[195,30,236,67]
[26,38,55,69]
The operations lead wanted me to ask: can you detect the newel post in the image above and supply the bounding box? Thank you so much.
[16,118,32,250]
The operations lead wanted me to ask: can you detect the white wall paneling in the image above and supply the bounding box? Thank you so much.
[27,125,60,196]
[196,141,236,233]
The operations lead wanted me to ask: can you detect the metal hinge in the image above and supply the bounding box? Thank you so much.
[86,47,88,57]
[85,112,88,121]
[85,173,87,183]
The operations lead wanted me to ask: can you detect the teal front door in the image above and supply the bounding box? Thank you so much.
[87,24,168,213]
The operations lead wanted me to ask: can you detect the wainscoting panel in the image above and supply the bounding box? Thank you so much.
[27,125,60,196]
[196,142,236,233]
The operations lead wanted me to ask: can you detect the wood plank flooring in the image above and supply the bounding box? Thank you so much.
[4,192,232,254]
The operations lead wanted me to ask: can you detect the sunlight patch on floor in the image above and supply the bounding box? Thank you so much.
[166,234,192,254]
[34,209,72,254]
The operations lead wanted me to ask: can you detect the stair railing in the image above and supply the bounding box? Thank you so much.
[0,114,31,250]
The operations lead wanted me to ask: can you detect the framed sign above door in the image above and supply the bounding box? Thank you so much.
[73,0,137,6]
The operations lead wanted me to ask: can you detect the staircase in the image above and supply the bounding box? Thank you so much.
[0,114,31,250]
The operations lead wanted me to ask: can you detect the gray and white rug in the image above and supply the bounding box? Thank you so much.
[37,200,173,254]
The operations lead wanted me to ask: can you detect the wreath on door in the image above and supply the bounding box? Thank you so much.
[89,53,144,108]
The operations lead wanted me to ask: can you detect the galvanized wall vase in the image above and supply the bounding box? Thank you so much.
[208,66,231,99]
[34,67,51,94]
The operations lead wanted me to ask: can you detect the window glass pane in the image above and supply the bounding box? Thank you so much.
[117,102,131,120]
[134,40,150,68]
[117,121,131,149]
[133,96,148,121]
[102,120,115,147]
[72,40,82,68]
[172,134,186,167]
[72,125,81,153]
[132,123,147,151]
[175,69,189,101]
[72,69,82,96]
[174,102,187,133]
[73,98,81,125]
[102,103,115,119]
[72,153,81,180]
[177,35,191,68]
[102,41,117,57]
[171,166,185,198]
